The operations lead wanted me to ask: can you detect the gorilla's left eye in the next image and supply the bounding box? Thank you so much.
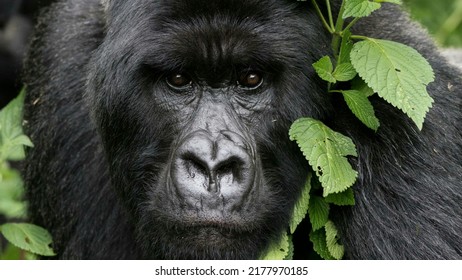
[166,73,192,89]
[238,71,263,89]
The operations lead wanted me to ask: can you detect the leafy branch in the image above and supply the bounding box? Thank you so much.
[0,90,55,258]
[262,0,434,260]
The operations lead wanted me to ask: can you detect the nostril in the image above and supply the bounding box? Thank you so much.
[216,157,245,181]
[181,153,209,178]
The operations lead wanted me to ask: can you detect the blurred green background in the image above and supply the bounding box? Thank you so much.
[404,0,462,47]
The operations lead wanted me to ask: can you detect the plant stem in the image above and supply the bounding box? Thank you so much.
[311,0,333,33]
[343,17,360,34]
[331,0,346,58]
[326,0,335,30]
[350,35,369,41]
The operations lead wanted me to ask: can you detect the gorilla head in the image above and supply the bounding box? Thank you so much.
[86,0,330,259]
[23,0,462,259]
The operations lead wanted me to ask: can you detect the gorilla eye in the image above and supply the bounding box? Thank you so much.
[238,71,263,89]
[166,73,192,89]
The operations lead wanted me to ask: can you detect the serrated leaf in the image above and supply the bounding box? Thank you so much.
[350,39,434,130]
[310,228,334,260]
[0,223,55,256]
[325,188,355,206]
[333,63,357,82]
[261,231,290,260]
[313,56,336,83]
[289,118,358,196]
[343,0,381,19]
[290,173,312,234]
[341,90,380,131]
[284,234,294,260]
[308,196,330,231]
[325,221,345,260]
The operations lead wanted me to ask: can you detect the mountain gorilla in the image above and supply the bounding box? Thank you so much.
[23,0,462,259]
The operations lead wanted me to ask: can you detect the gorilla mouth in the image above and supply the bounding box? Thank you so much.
[165,220,257,248]
[186,224,239,239]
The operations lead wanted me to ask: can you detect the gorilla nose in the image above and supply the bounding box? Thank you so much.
[171,130,255,208]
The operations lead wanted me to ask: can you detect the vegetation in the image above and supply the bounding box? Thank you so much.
[0,0,460,260]
[404,0,462,47]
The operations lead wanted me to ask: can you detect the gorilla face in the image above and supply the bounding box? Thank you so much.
[87,0,331,259]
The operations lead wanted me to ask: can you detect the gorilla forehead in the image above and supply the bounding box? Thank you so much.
[108,0,314,73]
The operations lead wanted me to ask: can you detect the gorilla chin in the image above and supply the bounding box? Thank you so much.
[138,217,269,259]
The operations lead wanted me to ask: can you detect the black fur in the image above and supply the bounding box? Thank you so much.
[23,0,462,259]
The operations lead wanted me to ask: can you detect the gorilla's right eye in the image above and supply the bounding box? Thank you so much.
[238,71,263,89]
[166,73,192,89]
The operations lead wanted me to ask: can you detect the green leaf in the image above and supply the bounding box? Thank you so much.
[0,223,56,256]
[261,231,290,260]
[0,243,22,260]
[313,56,336,83]
[343,0,381,19]
[341,90,380,131]
[325,220,345,260]
[0,89,33,161]
[333,63,357,82]
[350,39,434,130]
[0,166,26,219]
[325,188,355,206]
[310,228,334,260]
[289,118,358,196]
[289,173,312,234]
[308,196,330,231]
[0,89,25,140]
[284,234,294,260]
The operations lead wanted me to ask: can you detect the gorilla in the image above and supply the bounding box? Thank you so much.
[22,0,462,259]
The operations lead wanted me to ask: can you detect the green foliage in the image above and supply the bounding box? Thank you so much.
[289,173,312,234]
[308,196,330,231]
[289,118,358,196]
[309,228,334,260]
[261,231,291,260]
[313,56,337,83]
[290,0,435,260]
[0,223,55,257]
[325,220,344,260]
[350,38,434,130]
[404,0,462,47]
[341,90,380,131]
[325,188,355,206]
[313,56,358,83]
[0,167,26,219]
[0,89,33,162]
[0,90,56,258]
[343,0,381,19]
[333,63,357,82]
